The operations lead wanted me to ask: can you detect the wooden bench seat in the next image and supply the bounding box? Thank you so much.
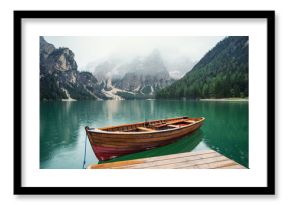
[167,124,180,128]
[152,123,167,128]
[184,120,195,123]
[137,127,156,132]
[166,119,187,125]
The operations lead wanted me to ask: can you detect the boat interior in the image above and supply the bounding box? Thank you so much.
[99,117,203,133]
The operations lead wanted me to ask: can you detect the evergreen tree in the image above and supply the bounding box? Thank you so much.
[156,36,249,99]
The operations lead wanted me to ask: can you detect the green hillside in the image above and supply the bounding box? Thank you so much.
[156,36,249,99]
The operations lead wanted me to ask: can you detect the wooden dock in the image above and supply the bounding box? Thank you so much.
[87,149,246,169]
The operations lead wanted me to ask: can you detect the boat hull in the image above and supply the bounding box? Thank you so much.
[85,117,205,161]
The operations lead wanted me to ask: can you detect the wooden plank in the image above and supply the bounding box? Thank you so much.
[219,164,246,169]
[182,159,237,169]
[87,159,145,169]
[184,120,196,123]
[137,127,156,132]
[117,152,222,169]
[128,155,228,169]
[87,149,245,169]
[152,123,167,128]
[88,150,215,169]
[166,119,187,125]
[167,125,180,128]
[130,149,215,162]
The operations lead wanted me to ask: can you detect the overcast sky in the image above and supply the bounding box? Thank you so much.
[44,36,225,70]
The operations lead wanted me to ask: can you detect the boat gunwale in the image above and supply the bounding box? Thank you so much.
[97,116,188,130]
[87,117,205,135]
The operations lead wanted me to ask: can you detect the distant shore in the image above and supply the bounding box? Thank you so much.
[199,98,248,102]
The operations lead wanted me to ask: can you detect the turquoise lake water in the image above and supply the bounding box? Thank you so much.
[40,100,248,168]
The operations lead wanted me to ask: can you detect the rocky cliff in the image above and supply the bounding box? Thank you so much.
[40,37,108,100]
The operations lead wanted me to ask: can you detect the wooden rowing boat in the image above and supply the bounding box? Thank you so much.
[85,116,205,161]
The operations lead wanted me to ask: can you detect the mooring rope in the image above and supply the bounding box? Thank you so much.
[82,131,88,169]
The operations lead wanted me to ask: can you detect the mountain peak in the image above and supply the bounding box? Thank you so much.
[40,37,110,100]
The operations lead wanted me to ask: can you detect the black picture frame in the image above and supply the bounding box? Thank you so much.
[14,10,275,195]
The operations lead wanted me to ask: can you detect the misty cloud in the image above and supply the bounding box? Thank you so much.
[43,36,225,71]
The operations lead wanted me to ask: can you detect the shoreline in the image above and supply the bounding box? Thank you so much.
[42,98,249,102]
[199,98,248,102]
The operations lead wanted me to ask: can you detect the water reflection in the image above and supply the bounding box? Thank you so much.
[199,102,249,167]
[40,100,248,168]
[40,101,80,163]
